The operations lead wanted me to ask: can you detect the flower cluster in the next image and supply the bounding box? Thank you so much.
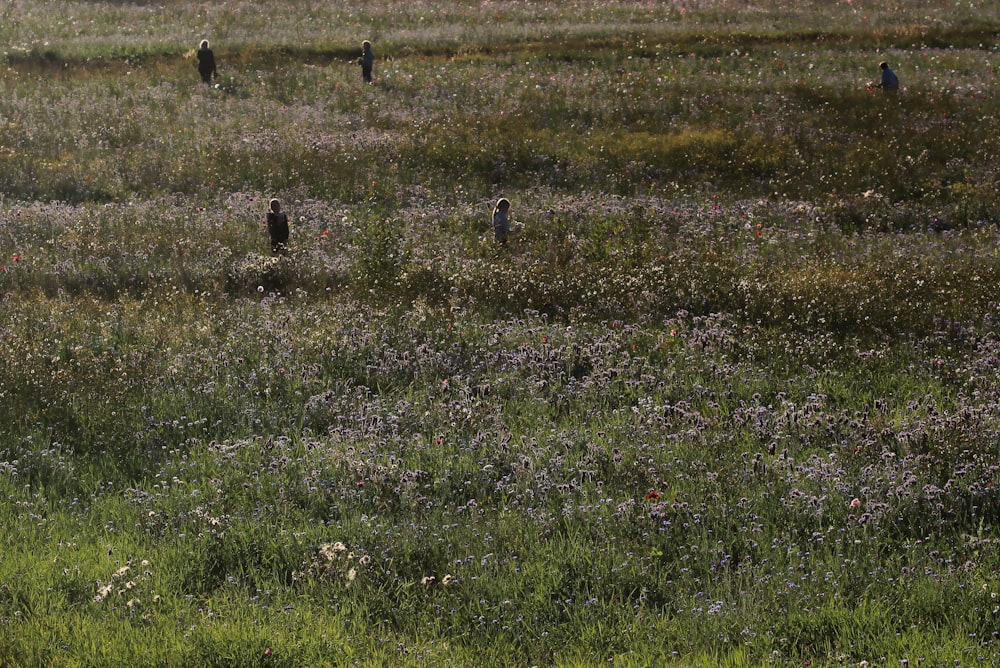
[293,542,371,588]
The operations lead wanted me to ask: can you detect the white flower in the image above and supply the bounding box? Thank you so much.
[94,583,113,603]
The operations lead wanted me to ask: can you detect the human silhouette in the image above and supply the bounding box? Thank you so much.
[492,198,523,245]
[359,40,374,84]
[876,61,898,92]
[266,199,290,254]
[196,40,217,84]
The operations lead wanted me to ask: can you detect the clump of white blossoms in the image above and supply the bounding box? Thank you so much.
[294,541,371,588]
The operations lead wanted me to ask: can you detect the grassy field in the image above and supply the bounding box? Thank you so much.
[3,1,1000,666]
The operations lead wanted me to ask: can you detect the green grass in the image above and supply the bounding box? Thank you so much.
[3,1,1000,666]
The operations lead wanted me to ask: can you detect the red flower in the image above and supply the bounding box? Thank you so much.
[644,490,661,502]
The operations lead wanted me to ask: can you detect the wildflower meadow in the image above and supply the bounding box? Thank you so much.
[4,1,1000,666]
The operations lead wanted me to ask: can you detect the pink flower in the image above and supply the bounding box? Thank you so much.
[850,498,861,508]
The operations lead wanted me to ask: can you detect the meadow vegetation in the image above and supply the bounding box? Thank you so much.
[2,1,1000,666]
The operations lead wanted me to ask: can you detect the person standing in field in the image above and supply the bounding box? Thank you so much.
[196,40,218,83]
[876,61,898,92]
[492,198,522,245]
[359,40,374,84]
[266,199,290,254]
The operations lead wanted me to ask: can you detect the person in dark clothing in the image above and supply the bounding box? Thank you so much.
[196,40,217,83]
[359,40,374,84]
[876,61,899,92]
[266,199,290,254]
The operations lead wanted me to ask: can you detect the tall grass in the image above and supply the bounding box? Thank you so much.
[3,39,1000,217]
[3,1,1000,666]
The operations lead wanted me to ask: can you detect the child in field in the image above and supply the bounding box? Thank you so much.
[875,61,898,92]
[492,198,522,245]
[359,40,374,84]
[266,199,290,254]
[196,40,217,83]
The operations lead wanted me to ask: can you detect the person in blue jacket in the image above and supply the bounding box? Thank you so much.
[877,61,899,92]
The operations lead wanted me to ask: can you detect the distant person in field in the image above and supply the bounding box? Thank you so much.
[359,40,374,84]
[492,198,522,245]
[266,198,290,254]
[196,40,218,84]
[876,61,898,92]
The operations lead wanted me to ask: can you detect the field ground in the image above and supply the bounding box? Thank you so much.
[3,2,1000,666]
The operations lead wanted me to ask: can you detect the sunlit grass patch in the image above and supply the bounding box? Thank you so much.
[3,1,1000,665]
